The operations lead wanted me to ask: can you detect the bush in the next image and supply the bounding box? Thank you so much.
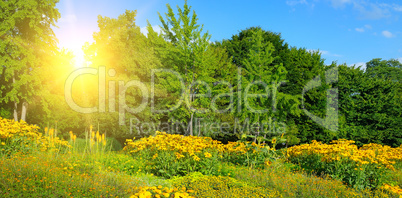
[123,132,276,178]
[286,139,402,189]
[0,117,71,155]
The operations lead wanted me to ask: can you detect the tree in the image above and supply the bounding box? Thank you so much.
[219,27,331,144]
[84,10,161,138]
[154,0,235,136]
[337,61,402,146]
[27,49,85,135]
[287,49,330,143]
[0,0,60,121]
[366,58,402,82]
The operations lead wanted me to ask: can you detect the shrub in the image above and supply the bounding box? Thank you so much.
[123,132,275,178]
[286,139,402,189]
[0,117,71,155]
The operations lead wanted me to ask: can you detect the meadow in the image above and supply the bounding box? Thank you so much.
[1,117,402,198]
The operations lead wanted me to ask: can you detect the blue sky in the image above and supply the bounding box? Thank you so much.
[54,0,402,68]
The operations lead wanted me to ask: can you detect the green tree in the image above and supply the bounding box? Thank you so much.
[84,10,161,138]
[366,58,401,82]
[219,27,330,145]
[27,49,85,134]
[337,61,402,147]
[153,0,235,136]
[0,0,60,121]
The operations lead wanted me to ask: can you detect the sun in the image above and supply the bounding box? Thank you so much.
[71,47,87,68]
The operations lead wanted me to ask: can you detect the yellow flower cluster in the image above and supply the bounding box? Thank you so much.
[381,184,402,196]
[0,117,71,151]
[170,173,282,198]
[88,125,106,147]
[123,132,265,159]
[287,139,402,170]
[130,186,194,198]
[69,131,77,142]
[0,118,39,140]
[124,132,222,155]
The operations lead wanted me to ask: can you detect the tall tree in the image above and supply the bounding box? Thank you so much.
[337,61,402,146]
[155,0,234,136]
[219,27,327,144]
[0,0,60,121]
[365,58,402,82]
[84,10,161,138]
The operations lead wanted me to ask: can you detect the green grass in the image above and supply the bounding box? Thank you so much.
[0,137,401,197]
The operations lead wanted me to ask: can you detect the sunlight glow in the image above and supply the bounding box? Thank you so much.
[71,47,86,68]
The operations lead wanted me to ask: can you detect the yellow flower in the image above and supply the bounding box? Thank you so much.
[204,152,212,158]
[193,155,200,161]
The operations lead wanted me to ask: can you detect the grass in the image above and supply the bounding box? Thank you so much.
[1,143,400,197]
[0,150,399,197]
[0,118,401,197]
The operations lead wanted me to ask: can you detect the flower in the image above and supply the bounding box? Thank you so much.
[204,152,212,158]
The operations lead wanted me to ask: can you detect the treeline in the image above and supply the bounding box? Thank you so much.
[0,1,401,147]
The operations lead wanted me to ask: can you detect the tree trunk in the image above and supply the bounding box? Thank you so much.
[13,101,18,122]
[189,112,193,136]
[21,102,28,121]
[198,118,201,136]
[12,76,18,121]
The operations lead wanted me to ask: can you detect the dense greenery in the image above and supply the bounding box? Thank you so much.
[0,0,401,148]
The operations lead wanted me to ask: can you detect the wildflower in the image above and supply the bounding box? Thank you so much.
[204,152,212,158]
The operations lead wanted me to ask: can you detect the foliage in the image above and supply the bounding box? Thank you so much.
[337,63,402,147]
[366,58,402,82]
[152,0,236,137]
[0,0,60,121]
[83,10,160,138]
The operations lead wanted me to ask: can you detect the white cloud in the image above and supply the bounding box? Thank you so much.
[394,4,402,12]
[382,30,394,38]
[353,2,390,20]
[355,24,372,33]
[398,57,402,63]
[308,49,341,57]
[331,0,352,8]
[59,14,77,23]
[140,25,162,36]
[304,1,400,20]
[349,62,366,70]
[355,27,365,32]
[286,0,307,6]
[320,50,329,55]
